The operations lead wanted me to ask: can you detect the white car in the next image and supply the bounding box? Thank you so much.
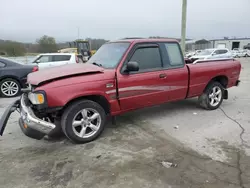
[232,49,250,58]
[231,48,241,58]
[185,50,202,58]
[242,49,250,57]
[30,53,79,69]
[190,48,232,60]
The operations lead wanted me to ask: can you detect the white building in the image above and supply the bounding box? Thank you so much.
[185,39,212,52]
[210,38,250,50]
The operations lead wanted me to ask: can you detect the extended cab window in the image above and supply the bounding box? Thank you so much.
[53,55,71,61]
[164,43,184,67]
[130,47,162,71]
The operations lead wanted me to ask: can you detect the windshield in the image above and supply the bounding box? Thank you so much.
[87,42,130,68]
[29,55,40,63]
[78,42,89,50]
[198,49,214,55]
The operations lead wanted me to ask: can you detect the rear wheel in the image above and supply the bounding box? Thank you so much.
[198,82,224,110]
[61,100,106,144]
[0,78,21,97]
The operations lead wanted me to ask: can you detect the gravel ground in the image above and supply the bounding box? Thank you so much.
[0,58,249,188]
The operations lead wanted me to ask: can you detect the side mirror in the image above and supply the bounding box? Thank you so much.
[35,59,40,63]
[125,61,139,72]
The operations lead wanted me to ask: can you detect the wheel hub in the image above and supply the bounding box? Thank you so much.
[209,86,222,107]
[72,108,101,138]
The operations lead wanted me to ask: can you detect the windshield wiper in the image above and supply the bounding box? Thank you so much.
[92,62,102,67]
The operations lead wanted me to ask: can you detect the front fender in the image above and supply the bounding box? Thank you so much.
[43,83,113,108]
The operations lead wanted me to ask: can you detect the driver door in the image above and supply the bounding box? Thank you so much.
[117,43,167,111]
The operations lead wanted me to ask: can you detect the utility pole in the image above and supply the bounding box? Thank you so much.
[77,27,80,39]
[181,0,187,53]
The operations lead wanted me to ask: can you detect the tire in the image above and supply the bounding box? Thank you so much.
[0,78,21,98]
[19,118,45,140]
[61,100,106,144]
[198,82,224,110]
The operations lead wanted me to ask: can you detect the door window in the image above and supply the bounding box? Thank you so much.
[218,49,228,54]
[213,50,220,55]
[38,55,51,63]
[53,55,71,62]
[129,46,162,72]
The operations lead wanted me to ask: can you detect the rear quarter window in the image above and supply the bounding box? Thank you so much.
[164,43,184,67]
[53,55,71,61]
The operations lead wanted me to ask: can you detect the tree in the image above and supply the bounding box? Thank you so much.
[0,41,26,56]
[86,38,108,50]
[36,35,58,53]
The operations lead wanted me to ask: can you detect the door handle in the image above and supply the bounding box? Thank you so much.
[159,73,167,79]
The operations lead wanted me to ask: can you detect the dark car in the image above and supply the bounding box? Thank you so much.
[0,57,38,97]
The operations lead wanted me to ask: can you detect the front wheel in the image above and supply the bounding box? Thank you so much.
[61,100,106,144]
[198,82,224,110]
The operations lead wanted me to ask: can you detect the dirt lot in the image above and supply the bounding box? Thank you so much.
[0,58,250,188]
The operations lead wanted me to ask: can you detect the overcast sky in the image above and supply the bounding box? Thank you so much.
[0,0,249,42]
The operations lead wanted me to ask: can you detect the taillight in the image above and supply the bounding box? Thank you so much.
[76,56,79,63]
[32,66,39,72]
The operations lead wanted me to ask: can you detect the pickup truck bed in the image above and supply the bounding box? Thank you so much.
[187,59,240,97]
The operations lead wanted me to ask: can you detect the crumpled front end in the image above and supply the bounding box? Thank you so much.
[20,94,56,134]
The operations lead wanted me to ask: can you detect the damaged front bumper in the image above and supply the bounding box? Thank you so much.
[0,94,56,136]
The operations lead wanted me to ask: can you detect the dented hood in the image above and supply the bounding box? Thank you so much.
[27,63,104,86]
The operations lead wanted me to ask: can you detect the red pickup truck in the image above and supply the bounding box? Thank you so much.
[0,38,241,143]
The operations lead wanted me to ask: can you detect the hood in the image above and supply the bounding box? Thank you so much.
[27,63,104,86]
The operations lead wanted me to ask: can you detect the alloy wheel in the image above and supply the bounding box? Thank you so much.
[72,108,101,138]
[1,81,19,97]
[209,86,222,107]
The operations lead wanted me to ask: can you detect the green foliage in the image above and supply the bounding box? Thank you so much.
[0,41,26,56]
[86,38,108,50]
[36,35,58,53]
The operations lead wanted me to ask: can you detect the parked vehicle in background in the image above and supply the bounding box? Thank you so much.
[185,50,202,58]
[231,49,250,58]
[243,43,250,50]
[190,48,232,62]
[242,49,250,57]
[0,38,241,144]
[0,57,38,97]
[31,53,79,70]
[58,40,96,62]
[231,48,242,58]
